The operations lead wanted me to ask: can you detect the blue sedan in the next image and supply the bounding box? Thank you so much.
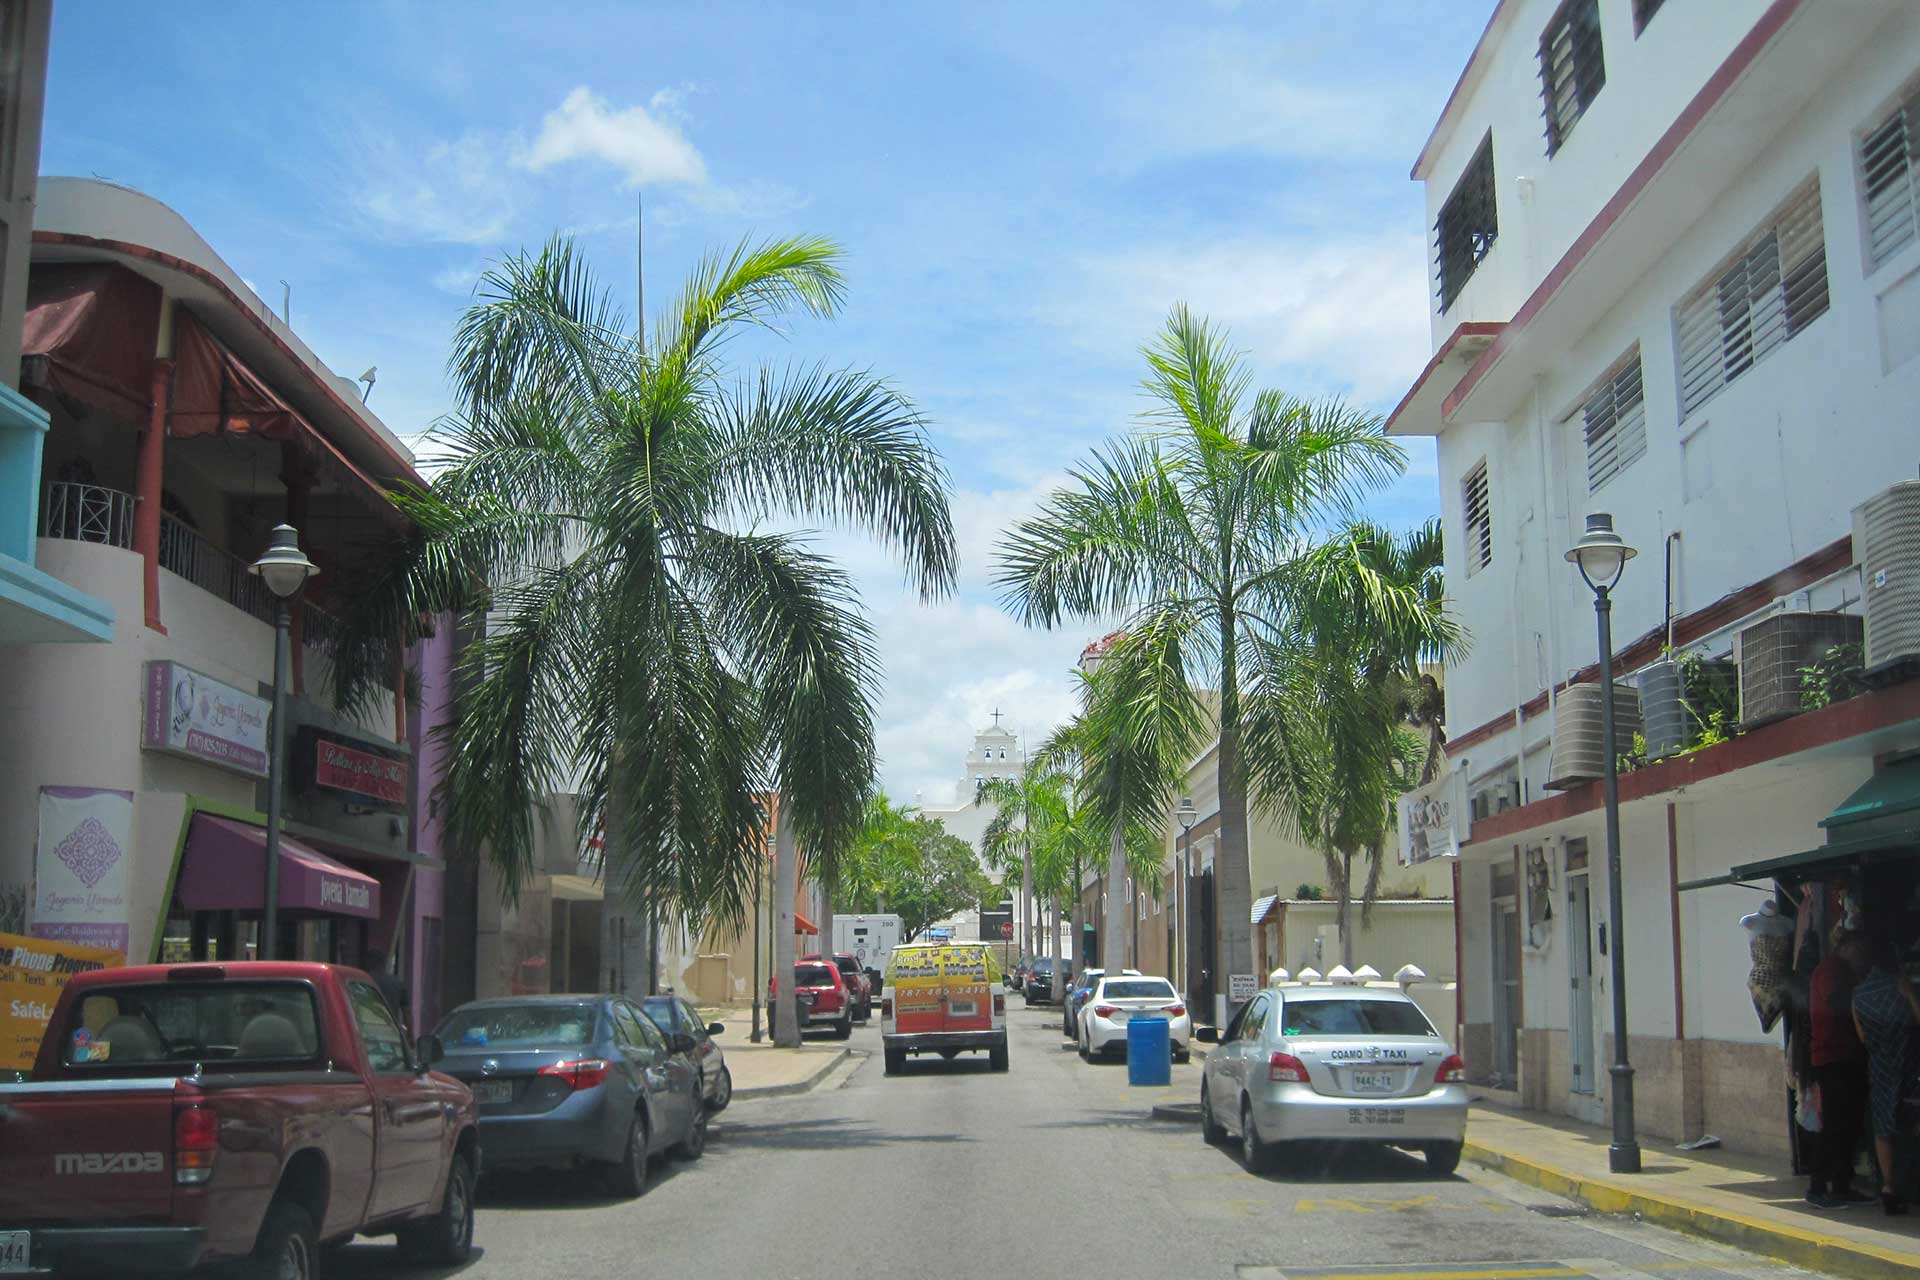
[433,994,706,1197]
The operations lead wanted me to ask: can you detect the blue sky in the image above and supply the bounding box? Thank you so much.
[42,2,1489,805]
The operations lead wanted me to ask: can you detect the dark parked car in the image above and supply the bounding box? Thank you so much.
[435,994,706,1197]
[641,995,732,1111]
[1022,957,1062,1005]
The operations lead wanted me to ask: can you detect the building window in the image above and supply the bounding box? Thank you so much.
[1436,134,1498,311]
[1577,352,1647,493]
[1632,0,1665,34]
[1540,0,1605,155]
[1462,460,1493,576]
[1675,177,1829,417]
[1861,86,1920,270]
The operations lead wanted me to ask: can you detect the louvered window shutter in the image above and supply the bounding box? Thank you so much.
[1462,463,1493,575]
[1861,91,1920,269]
[1581,356,1646,493]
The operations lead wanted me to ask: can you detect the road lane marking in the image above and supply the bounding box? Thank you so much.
[1240,1267,1584,1280]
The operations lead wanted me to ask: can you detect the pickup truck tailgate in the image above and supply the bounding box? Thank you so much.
[0,1079,181,1223]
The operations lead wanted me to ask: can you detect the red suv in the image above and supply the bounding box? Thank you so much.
[769,959,853,1040]
[811,952,873,1022]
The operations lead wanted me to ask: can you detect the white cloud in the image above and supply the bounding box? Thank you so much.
[350,128,520,247]
[432,262,484,295]
[522,86,708,188]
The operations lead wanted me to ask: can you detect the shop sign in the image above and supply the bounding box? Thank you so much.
[32,787,132,958]
[313,735,410,809]
[1228,972,1259,1003]
[0,931,120,1070]
[1398,770,1467,866]
[142,660,268,777]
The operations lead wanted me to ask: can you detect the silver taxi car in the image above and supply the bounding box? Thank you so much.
[1194,978,1466,1175]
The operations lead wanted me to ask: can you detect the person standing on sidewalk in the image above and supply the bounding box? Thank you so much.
[1808,929,1873,1209]
[1852,931,1919,1217]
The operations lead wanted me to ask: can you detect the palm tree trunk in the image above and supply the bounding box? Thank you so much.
[1103,822,1127,972]
[1069,873,1086,985]
[1021,849,1034,959]
[1215,609,1253,1017]
[1339,847,1356,968]
[772,801,803,1048]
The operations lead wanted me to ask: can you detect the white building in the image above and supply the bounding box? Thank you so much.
[1393,0,1920,1159]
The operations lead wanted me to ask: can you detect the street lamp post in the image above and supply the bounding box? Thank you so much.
[1566,512,1641,1175]
[752,805,768,1043]
[248,524,318,963]
[1174,796,1197,1001]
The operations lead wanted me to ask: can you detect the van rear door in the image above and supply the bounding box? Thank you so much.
[936,947,993,1034]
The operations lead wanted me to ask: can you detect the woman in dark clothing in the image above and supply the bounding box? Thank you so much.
[1852,933,1919,1216]
[1807,929,1872,1208]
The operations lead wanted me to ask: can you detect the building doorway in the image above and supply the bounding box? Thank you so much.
[1490,862,1520,1089]
[1566,871,1600,1116]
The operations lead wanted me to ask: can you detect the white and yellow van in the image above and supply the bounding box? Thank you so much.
[879,941,1008,1074]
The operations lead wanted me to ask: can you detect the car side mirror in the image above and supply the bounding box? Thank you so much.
[707,1022,725,1037]
[415,1034,444,1069]
[672,1033,697,1055]
[1194,1027,1219,1044]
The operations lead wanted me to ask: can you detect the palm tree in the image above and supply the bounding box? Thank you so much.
[997,305,1405,1005]
[334,234,954,1043]
[977,771,1049,957]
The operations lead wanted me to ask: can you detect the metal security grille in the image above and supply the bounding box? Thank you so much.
[1436,134,1498,311]
[1633,0,1666,34]
[1540,0,1605,155]
[1580,354,1646,493]
[1675,177,1829,417]
[1861,89,1920,270]
[1462,460,1493,575]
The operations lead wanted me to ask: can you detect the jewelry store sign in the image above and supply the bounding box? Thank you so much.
[142,661,269,777]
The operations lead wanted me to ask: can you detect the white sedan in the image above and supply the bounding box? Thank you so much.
[1076,975,1191,1062]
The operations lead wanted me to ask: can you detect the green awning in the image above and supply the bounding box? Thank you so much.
[1820,758,1920,830]
[1722,826,1920,885]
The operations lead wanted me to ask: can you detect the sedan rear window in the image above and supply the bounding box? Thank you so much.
[1102,980,1176,1000]
[61,981,320,1070]
[439,1003,597,1049]
[1279,998,1437,1038]
[795,965,837,987]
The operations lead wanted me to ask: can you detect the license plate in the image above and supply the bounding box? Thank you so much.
[0,1231,28,1274]
[1351,1070,1397,1092]
[948,1000,977,1017]
[473,1080,513,1105]
[1347,1106,1407,1126]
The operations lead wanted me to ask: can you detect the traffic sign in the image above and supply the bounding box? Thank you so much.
[998,921,1013,938]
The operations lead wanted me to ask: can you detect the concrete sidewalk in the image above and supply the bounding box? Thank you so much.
[696,1004,854,1101]
[1463,1102,1920,1280]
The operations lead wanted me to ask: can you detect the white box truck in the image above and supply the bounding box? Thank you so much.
[833,914,903,996]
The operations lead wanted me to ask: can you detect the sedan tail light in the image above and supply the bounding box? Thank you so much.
[1268,1052,1308,1083]
[1164,1005,1186,1018]
[173,1101,217,1186]
[1436,1053,1466,1084]
[539,1058,611,1091]
[1092,1005,1119,1019]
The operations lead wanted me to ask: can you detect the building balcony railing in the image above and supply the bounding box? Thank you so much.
[41,481,344,643]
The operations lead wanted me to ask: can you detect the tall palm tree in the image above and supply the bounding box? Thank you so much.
[334,234,954,1043]
[997,306,1405,1005]
[977,771,1050,957]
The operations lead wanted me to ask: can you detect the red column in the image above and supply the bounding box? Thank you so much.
[134,358,173,634]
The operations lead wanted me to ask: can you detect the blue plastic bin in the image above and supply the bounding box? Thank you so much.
[1126,1016,1171,1086]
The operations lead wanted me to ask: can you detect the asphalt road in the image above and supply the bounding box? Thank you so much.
[330,1005,1826,1280]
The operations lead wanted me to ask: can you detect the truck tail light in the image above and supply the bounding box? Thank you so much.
[992,993,1005,1015]
[1092,1005,1119,1020]
[539,1058,611,1091]
[1268,1052,1308,1083]
[1165,1005,1186,1018]
[1436,1053,1466,1084]
[881,998,893,1018]
[173,1102,217,1185]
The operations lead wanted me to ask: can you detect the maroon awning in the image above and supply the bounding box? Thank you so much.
[175,814,381,920]
[21,262,162,422]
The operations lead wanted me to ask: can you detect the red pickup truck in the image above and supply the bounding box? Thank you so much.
[0,961,479,1280]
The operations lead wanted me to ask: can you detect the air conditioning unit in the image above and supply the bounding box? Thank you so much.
[1736,611,1864,728]
[1853,479,1920,673]
[1545,681,1643,791]
[1495,780,1521,812]
[1638,655,1737,759]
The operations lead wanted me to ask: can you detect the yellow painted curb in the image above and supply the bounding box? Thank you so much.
[1463,1141,1920,1280]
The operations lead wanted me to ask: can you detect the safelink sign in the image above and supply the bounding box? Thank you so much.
[142,660,269,777]
[32,787,133,959]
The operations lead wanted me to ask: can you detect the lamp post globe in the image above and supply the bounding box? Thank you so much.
[1567,511,1641,1174]
[248,524,317,961]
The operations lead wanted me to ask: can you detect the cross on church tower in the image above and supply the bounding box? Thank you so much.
[990,708,1003,728]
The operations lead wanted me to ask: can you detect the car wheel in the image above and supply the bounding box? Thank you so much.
[1241,1098,1275,1174]
[1426,1141,1463,1176]
[1173,1050,1191,1064]
[884,1046,904,1075]
[1200,1082,1227,1144]
[676,1104,709,1160]
[397,1150,475,1265]
[989,1043,1009,1072]
[608,1113,650,1198]
[1077,1029,1091,1061]
[237,1198,316,1280]
[834,1013,853,1040]
[708,1065,733,1112]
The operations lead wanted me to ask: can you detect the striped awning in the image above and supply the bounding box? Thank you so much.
[1252,893,1280,926]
